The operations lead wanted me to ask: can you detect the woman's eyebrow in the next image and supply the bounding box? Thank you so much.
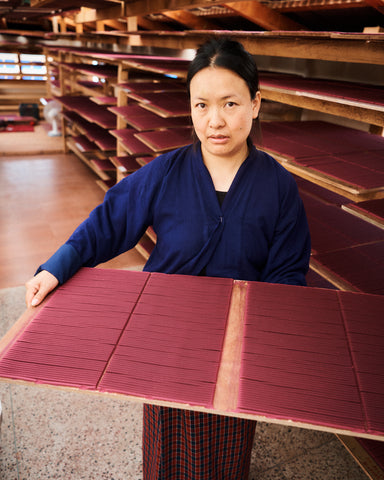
[192,94,239,101]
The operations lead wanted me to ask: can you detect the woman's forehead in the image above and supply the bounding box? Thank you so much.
[190,67,250,97]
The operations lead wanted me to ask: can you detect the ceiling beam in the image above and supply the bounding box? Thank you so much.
[100,18,127,30]
[75,5,124,23]
[124,0,230,17]
[272,0,367,11]
[109,30,383,64]
[363,0,384,14]
[137,14,177,30]
[224,1,305,30]
[162,9,221,29]
[258,0,384,16]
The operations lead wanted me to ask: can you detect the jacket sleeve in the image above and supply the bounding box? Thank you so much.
[260,171,311,286]
[37,157,165,284]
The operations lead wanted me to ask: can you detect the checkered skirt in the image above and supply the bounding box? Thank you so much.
[143,404,256,480]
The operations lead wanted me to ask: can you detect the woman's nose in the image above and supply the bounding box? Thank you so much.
[209,108,225,128]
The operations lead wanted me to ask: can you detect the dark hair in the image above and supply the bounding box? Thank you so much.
[186,37,260,100]
[186,37,262,146]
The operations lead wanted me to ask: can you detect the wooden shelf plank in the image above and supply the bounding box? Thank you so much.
[66,137,111,182]
[337,435,384,480]
[96,178,116,192]
[136,91,190,118]
[59,62,118,79]
[342,199,384,230]
[122,57,189,79]
[111,128,154,155]
[62,110,116,151]
[257,120,384,201]
[90,159,116,180]
[310,240,384,295]
[117,80,184,96]
[42,31,384,65]
[109,155,142,175]
[56,95,116,129]
[71,134,98,153]
[135,234,155,260]
[127,30,384,66]
[134,126,193,152]
[109,104,191,131]
[260,72,384,127]
[90,96,117,106]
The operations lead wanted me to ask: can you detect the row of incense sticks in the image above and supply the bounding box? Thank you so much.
[0,267,382,439]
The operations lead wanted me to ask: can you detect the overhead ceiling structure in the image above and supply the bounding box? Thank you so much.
[0,0,382,34]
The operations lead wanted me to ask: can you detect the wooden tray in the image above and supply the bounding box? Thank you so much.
[0,268,383,442]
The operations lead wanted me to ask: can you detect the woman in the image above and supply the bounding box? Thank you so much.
[26,38,311,479]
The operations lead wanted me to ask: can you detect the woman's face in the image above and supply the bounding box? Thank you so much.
[190,66,261,163]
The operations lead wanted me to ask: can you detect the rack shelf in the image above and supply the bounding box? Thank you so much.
[257,121,384,202]
[109,104,191,131]
[259,72,384,128]
[45,35,384,295]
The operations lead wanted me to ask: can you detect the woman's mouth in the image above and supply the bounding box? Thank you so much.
[208,135,229,143]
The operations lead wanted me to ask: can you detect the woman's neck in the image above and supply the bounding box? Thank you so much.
[202,145,249,192]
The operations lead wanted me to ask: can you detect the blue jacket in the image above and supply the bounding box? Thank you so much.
[38,143,311,285]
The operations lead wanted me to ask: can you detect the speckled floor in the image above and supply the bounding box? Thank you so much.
[0,286,368,480]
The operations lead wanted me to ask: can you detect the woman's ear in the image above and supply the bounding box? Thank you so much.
[252,91,262,119]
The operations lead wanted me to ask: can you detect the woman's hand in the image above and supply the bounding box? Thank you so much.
[25,270,59,308]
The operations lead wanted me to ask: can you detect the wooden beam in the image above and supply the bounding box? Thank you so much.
[102,18,127,30]
[337,435,384,480]
[96,20,106,31]
[75,5,124,23]
[123,0,305,31]
[137,15,176,30]
[126,16,142,45]
[260,87,384,127]
[62,17,76,29]
[47,30,384,66]
[224,1,305,30]
[58,17,68,33]
[272,0,367,11]
[130,31,384,65]
[50,16,59,33]
[124,0,231,16]
[363,0,384,14]
[127,16,138,31]
[364,25,384,32]
[162,9,221,29]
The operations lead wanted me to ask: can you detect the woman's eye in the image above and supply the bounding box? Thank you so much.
[196,102,206,109]
[226,101,236,107]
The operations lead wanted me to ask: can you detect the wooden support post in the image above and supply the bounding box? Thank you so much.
[51,16,59,34]
[369,125,384,136]
[96,20,105,32]
[61,116,68,154]
[116,63,129,160]
[45,53,51,97]
[126,17,141,46]
[59,17,67,33]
